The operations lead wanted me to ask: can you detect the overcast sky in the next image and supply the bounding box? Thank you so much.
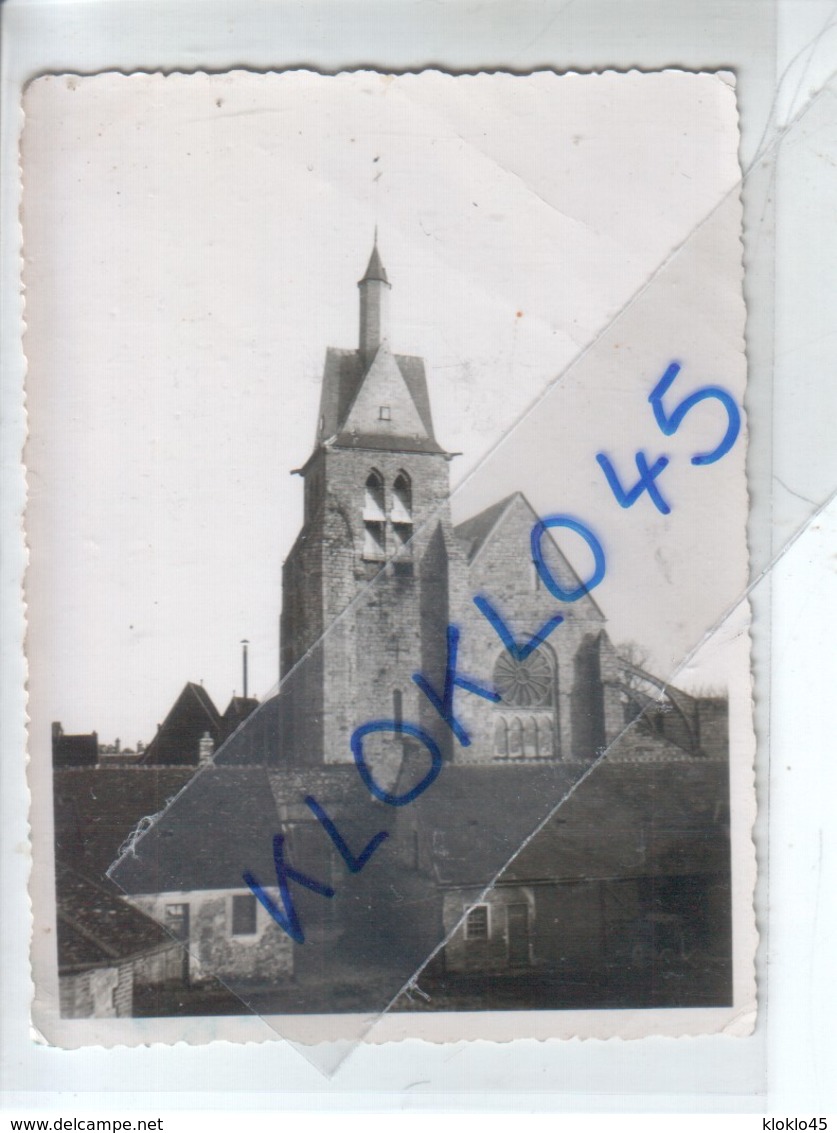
[23,70,746,744]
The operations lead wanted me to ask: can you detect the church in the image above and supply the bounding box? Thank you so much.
[93,241,732,1016]
[274,239,725,772]
[282,242,620,765]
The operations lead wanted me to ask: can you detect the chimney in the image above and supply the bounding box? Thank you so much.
[241,639,249,700]
[198,731,215,766]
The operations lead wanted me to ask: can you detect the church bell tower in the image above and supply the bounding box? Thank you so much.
[278,239,468,767]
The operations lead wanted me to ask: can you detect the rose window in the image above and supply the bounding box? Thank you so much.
[493,649,553,708]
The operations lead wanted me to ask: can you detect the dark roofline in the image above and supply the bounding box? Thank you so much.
[54,764,200,773]
[296,438,452,476]
[184,681,221,720]
[332,433,447,455]
[57,917,176,973]
[224,696,259,712]
[57,908,123,963]
[314,346,441,455]
[140,681,221,764]
[454,493,521,560]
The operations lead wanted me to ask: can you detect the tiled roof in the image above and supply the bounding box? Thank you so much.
[393,354,436,441]
[221,696,260,740]
[213,694,280,764]
[54,766,196,882]
[106,724,727,898]
[101,744,727,1005]
[109,761,395,895]
[56,864,175,971]
[317,348,364,442]
[266,765,358,803]
[317,349,439,445]
[187,681,220,720]
[505,758,730,883]
[400,761,583,887]
[110,766,287,893]
[404,756,729,888]
[141,682,222,766]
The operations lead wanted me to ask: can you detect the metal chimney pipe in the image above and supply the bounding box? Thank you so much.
[241,639,249,699]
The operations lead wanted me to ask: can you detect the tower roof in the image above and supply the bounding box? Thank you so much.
[359,239,389,285]
[307,241,449,458]
[315,346,445,454]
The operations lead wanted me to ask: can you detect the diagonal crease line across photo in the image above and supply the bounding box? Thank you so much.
[383,480,836,1015]
[367,66,837,1052]
[107,59,837,835]
[106,80,750,869]
[52,68,810,1069]
[88,73,783,1069]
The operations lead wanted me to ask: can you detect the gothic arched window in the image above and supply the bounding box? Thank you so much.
[392,472,412,521]
[392,470,413,554]
[363,469,386,560]
[364,470,386,519]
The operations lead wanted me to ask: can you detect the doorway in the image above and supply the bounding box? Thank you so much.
[506,903,530,966]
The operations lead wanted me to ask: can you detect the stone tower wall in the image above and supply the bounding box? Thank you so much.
[280,444,470,766]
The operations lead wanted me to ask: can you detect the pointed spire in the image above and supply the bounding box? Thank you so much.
[359,229,389,285]
[358,232,391,362]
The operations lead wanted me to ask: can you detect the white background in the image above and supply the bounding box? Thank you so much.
[2,0,836,1116]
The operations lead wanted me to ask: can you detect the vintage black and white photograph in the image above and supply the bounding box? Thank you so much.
[23,70,755,1050]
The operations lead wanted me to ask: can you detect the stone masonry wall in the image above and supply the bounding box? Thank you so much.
[130,890,293,985]
[455,495,620,763]
[282,443,469,768]
[59,966,119,1018]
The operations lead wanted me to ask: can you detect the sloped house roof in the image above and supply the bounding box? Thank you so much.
[104,720,728,1011]
[406,757,730,890]
[314,346,444,457]
[53,769,195,992]
[220,696,260,742]
[141,682,223,766]
[135,684,261,768]
[56,864,177,973]
[54,765,197,881]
